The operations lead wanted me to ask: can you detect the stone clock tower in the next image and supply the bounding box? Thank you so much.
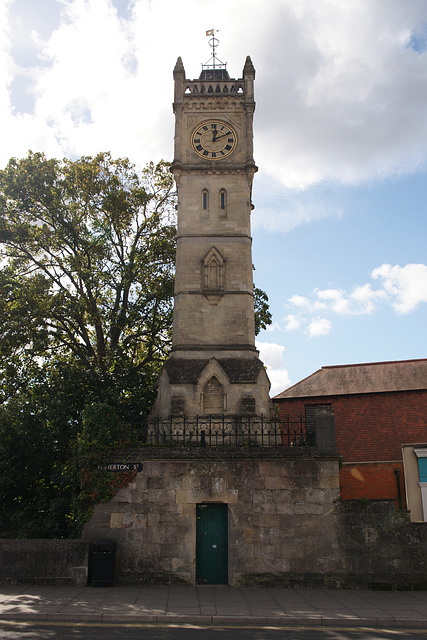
[151,45,271,418]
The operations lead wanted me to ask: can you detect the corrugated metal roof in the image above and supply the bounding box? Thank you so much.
[274,358,427,399]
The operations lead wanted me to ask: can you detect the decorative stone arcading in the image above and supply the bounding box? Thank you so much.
[184,80,244,95]
[183,99,243,112]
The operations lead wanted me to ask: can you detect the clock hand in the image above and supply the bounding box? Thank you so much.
[213,131,230,141]
[212,129,218,142]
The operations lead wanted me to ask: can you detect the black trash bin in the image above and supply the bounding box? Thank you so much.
[89,540,116,586]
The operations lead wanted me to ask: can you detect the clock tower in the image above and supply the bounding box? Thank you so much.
[151,39,271,418]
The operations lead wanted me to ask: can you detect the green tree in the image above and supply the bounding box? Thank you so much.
[0,152,176,537]
[0,151,176,414]
[0,151,272,538]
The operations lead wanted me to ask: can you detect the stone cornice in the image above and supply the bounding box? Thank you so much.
[175,290,253,296]
[171,162,258,176]
[182,99,246,112]
[176,233,252,240]
[170,345,258,354]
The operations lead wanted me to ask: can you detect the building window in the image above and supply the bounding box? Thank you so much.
[304,404,332,447]
[202,189,209,212]
[219,189,226,213]
[208,256,220,289]
[414,448,427,522]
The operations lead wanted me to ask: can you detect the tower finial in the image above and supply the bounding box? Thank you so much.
[203,28,226,71]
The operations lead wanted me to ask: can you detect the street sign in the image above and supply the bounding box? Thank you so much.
[98,462,143,472]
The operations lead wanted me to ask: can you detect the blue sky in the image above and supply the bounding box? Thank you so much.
[1,0,427,394]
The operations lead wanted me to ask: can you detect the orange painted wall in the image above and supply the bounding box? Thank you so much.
[340,462,405,508]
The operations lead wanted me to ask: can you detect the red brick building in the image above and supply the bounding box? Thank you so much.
[274,359,427,516]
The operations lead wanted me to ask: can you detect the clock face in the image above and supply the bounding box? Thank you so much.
[191,121,237,160]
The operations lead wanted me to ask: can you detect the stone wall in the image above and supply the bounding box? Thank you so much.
[0,540,89,586]
[82,449,341,586]
[2,453,426,588]
[334,500,427,590]
[82,449,427,589]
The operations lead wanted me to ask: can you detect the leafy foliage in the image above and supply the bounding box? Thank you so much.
[0,152,176,537]
[0,152,175,386]
[254,287,272,335]
[71,403,138,535]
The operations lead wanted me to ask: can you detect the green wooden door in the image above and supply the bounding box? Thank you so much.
[196,503,228,584]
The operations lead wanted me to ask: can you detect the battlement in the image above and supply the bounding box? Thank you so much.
[174,55,255,106]
[184,78,244,96]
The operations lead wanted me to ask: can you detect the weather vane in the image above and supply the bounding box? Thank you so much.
[203,28,226,71]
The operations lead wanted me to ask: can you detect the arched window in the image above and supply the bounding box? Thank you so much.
[202,189,209,212]
[219,189,226,213]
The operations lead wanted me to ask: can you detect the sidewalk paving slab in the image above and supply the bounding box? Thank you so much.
[1,585,427,629]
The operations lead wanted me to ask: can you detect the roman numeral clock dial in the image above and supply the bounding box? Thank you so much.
[191,121,237,160]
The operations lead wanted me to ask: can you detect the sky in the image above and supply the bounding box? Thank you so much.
[1,0,427,396]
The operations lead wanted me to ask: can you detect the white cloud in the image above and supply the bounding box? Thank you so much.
[306,317,332,338]
[254,0,427,189]
[314,285,386,315]
[351,283,385,314]
[284,314,301,331]
[251,184,343,233]
[288,294,310,308]
[283,262,427,338]
[267,368,292,397]
[266,322,283,332]
[316,288,350,315]
[256,340,291,396]
[256,340,285,370]
[1,0,427,194]
[372,263,427,313]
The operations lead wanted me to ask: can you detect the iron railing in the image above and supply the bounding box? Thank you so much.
[126,414,315,448]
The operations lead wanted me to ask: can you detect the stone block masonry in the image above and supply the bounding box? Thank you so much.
[82,451,339,585]
[82,448,427,589]
[0,540,89,586]
[84,450,339,585]
[2,451,426,588]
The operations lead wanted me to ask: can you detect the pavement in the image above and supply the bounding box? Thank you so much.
[1,585,427,628]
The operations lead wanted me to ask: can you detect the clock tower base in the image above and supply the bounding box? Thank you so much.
[151,351,272,418]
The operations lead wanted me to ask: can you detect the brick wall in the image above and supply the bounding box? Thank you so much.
[275,389,427,503]
[340,462,405,507]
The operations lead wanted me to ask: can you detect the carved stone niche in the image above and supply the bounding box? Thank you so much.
[241,395,256,415]
[202,247,225,304]
[202,376,225,415]
[171,395,185,415]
